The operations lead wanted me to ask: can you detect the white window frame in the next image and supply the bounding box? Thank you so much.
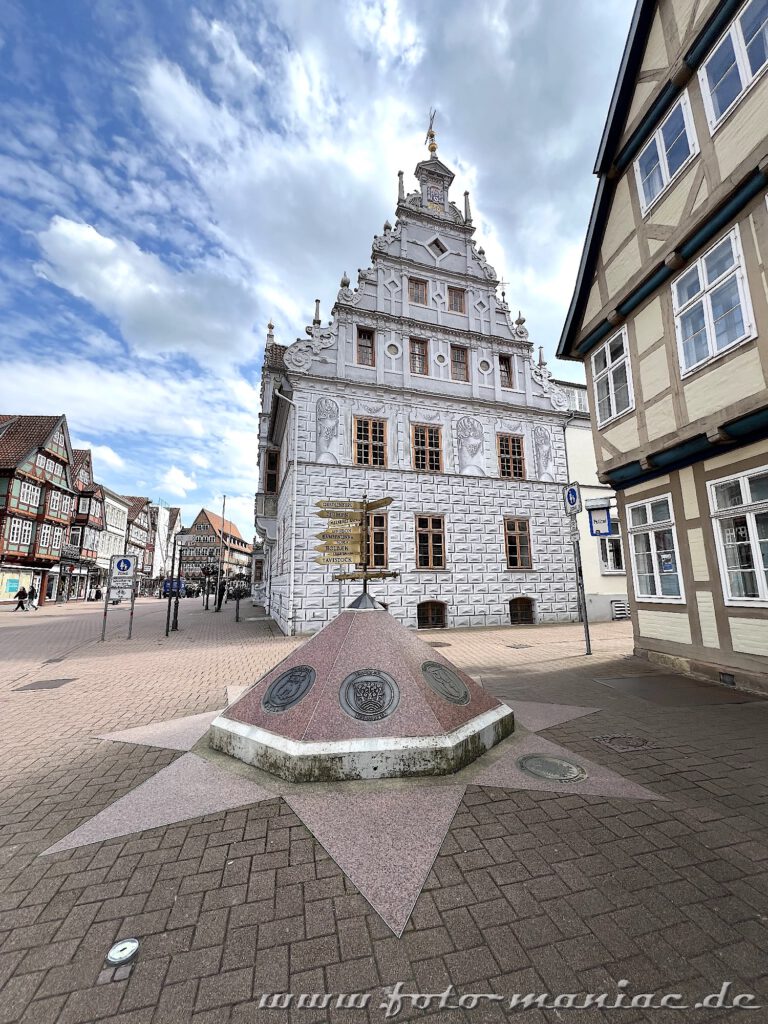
[708,463,768,607]
[39,523,52,548]
[633,92,699,215]
[626,493,685,603]
[9,518,22,544]
[35,453,45,469]
[19,481,41,506]
[79,497,90,513]
[20,519,33,545]
[698,0,768,132]
[45,458,55,473]
[61,495,71,516]
[49,490,61,513]
[52,526,63,549]
[672,226,755,377]
[598,519,626,575]
[591,327,635,427]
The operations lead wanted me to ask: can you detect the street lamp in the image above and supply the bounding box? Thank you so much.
[275,390,299,637]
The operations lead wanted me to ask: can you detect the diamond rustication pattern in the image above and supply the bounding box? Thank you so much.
[422,660,470,706]
[261,666,316,713]
[518,753,588,782]
[339,669,400,722]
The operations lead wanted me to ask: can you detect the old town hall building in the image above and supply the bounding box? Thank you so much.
[255,131,581,634]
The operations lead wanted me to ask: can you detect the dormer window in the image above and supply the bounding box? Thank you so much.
[408,278,428,305]
[429,238,447,257]
[356,328,375,367]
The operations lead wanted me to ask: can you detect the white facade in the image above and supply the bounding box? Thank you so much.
[149,505,171,578]
[97,490,129,575]
[256,138,581,635]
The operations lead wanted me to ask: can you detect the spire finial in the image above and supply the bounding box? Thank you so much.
[266,320,274,343]
[397,170,404,202]
[313,299,321,326]
[464,190,472,223]
[425,107,437,157]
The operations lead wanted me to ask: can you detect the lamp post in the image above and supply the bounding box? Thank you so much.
[165,531,178,637]
[214,495,226,612]
[275,391,299,637]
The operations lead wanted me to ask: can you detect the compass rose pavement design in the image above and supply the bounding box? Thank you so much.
[41,698,662,936]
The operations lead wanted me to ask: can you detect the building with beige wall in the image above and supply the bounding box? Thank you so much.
[558,0,768,691]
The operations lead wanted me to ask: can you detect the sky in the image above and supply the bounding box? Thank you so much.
[0,0,635,536]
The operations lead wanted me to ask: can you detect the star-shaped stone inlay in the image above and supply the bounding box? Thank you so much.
[41,698,662,936]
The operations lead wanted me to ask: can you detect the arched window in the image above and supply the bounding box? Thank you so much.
[417,601,446,629]
[509,597,534,625]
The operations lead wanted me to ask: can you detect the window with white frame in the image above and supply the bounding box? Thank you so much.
[36,453,45,469]
[39,523,52,548]
[79,497,90,514]
[45,459,54,473]
[61,495,71,516]
[672,227,754,373]
[709,464,768,604]
[699,0,768,130]
[49,490,61,513]
[9,518,22,544]
[19,481,41,506]
[52,526,63,549]
[599,517,625,574]
[591,328,634,425]
[634,95,698,213]
[19,520,33,545]
[627,494,684,600]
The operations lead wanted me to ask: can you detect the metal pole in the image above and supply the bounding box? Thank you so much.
[215,495,226,612]
[165,533,177,637]
[572,525,592,655]
[100,564,111,641]
[236,591,240,623]
[127,579,136,639]
[172,537,182,631]
[362,494,369,596]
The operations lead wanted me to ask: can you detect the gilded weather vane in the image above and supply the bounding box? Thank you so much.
[425,108,437,154]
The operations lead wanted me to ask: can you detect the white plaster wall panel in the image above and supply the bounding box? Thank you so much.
[633,297,665,354]
[637,609,693,644]
[704,436,768,471]
[627,81,658,127]
[684,348,765,421]
[679,466,699,520]
[640,8,669,73]
[605,236,643,299]
[624,473,671,498]
[696,591,720,649]
[674,0,698,37]
[687,527,709,582]
[713,75,768,179]
[730,617,768,656]
[691,177,708,213]
[639,347,670,401]
[602,414,641,453]
[583,280,602,326]
[645,395,677,441]
[649,163,698,228]
[601,176,635,263]
[648,237,667,257]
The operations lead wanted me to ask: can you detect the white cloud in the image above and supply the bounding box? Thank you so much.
[189,452,210,469]
[161,465,197,497]
[36,216,259,363]
[71,438,126,471]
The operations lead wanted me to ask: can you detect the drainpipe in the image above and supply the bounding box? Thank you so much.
[275,391,299,636]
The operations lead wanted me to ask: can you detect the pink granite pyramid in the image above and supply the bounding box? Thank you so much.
[209,600,514,781]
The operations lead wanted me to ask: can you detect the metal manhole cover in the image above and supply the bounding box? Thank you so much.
[422,661,470,706]
[508,643,532,649]
[593,735,657,753]
[262,666,316,713]
[340,669,400,722]
[14,678,76,691]
[518,754,587,783]
[428,642,451,648]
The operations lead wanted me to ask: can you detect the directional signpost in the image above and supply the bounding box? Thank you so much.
[311,494,398,596]
[102,554,137,641]
[562,482,591,656]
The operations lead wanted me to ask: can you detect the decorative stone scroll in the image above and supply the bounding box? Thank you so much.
[456,416,485,475]
[316,398,340,464]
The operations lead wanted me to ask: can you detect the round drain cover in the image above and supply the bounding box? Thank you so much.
[422,661,470,706]
[340,669,400,722]
[106,938,139,965]
[262,666,316,713]
[518,754,587,783]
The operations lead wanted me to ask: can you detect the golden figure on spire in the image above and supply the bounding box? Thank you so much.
[425,107,437,155]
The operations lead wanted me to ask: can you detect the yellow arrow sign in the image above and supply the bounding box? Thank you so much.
[315,500,365,509]
[314,554,358,565]
[313,510,364,521]
[365,497,394,511]
[317,529,362,541]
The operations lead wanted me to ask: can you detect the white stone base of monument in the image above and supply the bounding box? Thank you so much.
[208,704,514,783]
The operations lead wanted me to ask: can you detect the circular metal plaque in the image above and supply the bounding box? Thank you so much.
[340,669,400,722]
[106,938,139,966]
[422,661,470,706]
[517,754,587,783]
[262,666,316,713]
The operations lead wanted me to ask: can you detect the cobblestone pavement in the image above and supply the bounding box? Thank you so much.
[1,601,768,1023]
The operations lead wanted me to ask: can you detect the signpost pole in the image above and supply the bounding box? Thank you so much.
[100,562,112,642]
[165,533,177,637]
[128,580,136,639]
[572,525,592,656]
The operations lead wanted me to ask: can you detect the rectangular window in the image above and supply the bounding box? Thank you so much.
[497,434,526,479]
[634,95,698,213]
[19,519,33,545]
[709,464,768,604]
[79,497,90,514]
[410,338,429,375]
[499,354,514,389]
[45,458,55,473]
[672,227,754,374]
[354,417,387,467]
[364,513,388,568]
[599,519,625,574]
[591,327,634,425]
[408,278,428,305]
[36,453,45,469]
[356,328,375,367]
[49,490,61,513]
[38,523,52,548]
[9,518,22,544]
[627,494,684,601]
[52,527,63,549]
[416,515,445,569]
[699,0,768,130]
[448,287,465,313]
[450,345,469,381]
[19,481,41,506]
[265,450,279,494]
[412,424,443,472]
[61,495,71,516]
[70,526,82,547]
[505,518,532,569]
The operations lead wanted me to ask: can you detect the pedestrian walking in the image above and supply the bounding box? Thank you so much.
[95,587,102,601]
[216,579,226,612]
[13,587,28,612]
[28,584,38,610]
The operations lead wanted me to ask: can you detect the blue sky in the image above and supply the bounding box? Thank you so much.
[0,0,634,535]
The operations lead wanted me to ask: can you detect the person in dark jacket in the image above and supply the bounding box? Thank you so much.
[27,584,38,610]
[216,579,226,611]
[14,587,28,611]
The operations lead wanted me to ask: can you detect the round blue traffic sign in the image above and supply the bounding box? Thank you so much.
[116,558,132,572]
